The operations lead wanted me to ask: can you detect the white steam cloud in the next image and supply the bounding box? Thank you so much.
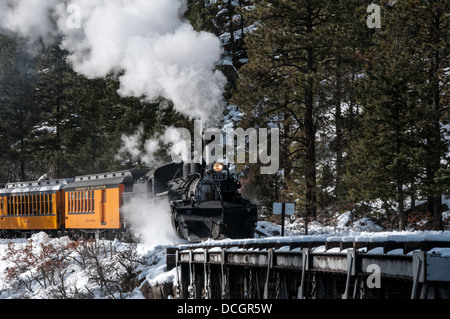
[116,124,190,167]
[0,0,227,123]
[121,195,182,248]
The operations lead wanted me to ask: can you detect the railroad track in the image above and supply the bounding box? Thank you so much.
[167,234,450,299]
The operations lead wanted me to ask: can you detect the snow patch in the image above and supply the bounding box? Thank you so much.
[30,232,50,245]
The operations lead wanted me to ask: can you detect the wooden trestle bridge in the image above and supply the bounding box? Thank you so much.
[167,235,450,299]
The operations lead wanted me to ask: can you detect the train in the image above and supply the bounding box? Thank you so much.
[0,162,258,242]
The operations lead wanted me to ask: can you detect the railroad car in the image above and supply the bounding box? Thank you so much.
[63,170,148,239]
[0,179,71,237]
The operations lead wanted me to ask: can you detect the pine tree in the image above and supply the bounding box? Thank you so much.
[329,1,372,208]
[232,0,360,224]
[405,0,450,230]
[345,0,450,230]
[29,44,74,178]
[346,64,424,230]
[0,35,16,182]
[0,36,39,181]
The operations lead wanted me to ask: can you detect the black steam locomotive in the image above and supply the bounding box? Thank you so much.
[129,162,258,242]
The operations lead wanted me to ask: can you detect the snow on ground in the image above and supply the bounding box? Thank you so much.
[243,212,450,247]
[0,211,449,299]
[255,211,384,238]
[0,233,176,299]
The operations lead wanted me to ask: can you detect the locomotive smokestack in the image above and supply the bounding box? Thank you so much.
[191,162,202,174]
[183,163,191,178]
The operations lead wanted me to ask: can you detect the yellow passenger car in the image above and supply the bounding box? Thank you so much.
[64,171,135,238]
[0,179,70,236]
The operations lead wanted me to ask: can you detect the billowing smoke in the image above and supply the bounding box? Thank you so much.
[121,195,183,248]
[0,0,227,123]
[116,124,191,168]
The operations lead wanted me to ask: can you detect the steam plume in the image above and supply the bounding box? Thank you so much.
[0,0,226,123]
[122,195,182,248]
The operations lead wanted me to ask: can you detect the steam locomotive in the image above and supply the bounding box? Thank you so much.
[0,162,258,242]
[154,162,258,242]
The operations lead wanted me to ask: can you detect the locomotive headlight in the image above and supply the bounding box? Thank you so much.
[213,163,224,173]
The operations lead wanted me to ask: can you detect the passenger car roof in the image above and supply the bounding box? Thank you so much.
[0,179,72,195]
